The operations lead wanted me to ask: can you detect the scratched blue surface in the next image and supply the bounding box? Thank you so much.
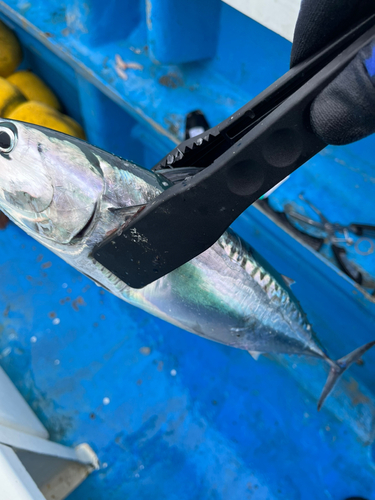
[0,1,375,499]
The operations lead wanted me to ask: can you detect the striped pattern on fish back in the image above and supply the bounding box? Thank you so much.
[217,230,311,332]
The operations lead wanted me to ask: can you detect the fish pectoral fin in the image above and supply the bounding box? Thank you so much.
[281,274,296,289]
[108,204,146,218]
[158,167,203,184]
[248,350,262,361]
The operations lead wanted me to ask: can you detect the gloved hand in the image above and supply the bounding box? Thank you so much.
[291,0,375,145]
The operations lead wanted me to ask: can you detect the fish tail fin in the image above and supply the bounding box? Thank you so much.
[317,340,375,411]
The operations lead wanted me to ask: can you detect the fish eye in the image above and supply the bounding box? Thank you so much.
[0,126,16,153]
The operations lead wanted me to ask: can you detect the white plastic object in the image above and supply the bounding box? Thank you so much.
[0,366,99,499]
[223,0,301,41]
[0,367,48,439]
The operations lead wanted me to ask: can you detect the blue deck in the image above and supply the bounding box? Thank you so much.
[0,1,375,498]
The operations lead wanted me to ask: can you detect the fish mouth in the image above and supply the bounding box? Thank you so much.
[72,202,98,241]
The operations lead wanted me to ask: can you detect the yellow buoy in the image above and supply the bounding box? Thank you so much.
[0,20,23,78]
[8,101,77,137]
[0,77,26,117]
[7,70,61,111]
[61,114,86,140]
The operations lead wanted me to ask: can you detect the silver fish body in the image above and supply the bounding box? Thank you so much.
[0,119,372,409]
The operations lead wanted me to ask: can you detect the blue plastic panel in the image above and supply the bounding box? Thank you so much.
[0,1,374,499]
[146,0,221,64]
[66,0,141,46]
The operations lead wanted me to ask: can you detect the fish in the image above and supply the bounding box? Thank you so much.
[0,118,373,410]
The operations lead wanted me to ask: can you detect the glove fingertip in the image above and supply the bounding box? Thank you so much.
[311,45,375,145]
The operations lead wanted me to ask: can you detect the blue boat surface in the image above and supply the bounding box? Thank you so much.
[0,1,374,498]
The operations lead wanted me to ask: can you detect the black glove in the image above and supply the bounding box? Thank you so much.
[291,0,375,145]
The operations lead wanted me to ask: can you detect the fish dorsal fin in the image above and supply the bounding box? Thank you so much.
[248,351,262,361]
[281,274,296,289]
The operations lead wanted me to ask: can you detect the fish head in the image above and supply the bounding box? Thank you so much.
[0,119,104,244]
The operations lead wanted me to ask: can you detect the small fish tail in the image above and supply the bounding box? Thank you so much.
[317,340,375,411]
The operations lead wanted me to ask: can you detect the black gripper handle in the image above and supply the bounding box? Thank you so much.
[94,17,375,289]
